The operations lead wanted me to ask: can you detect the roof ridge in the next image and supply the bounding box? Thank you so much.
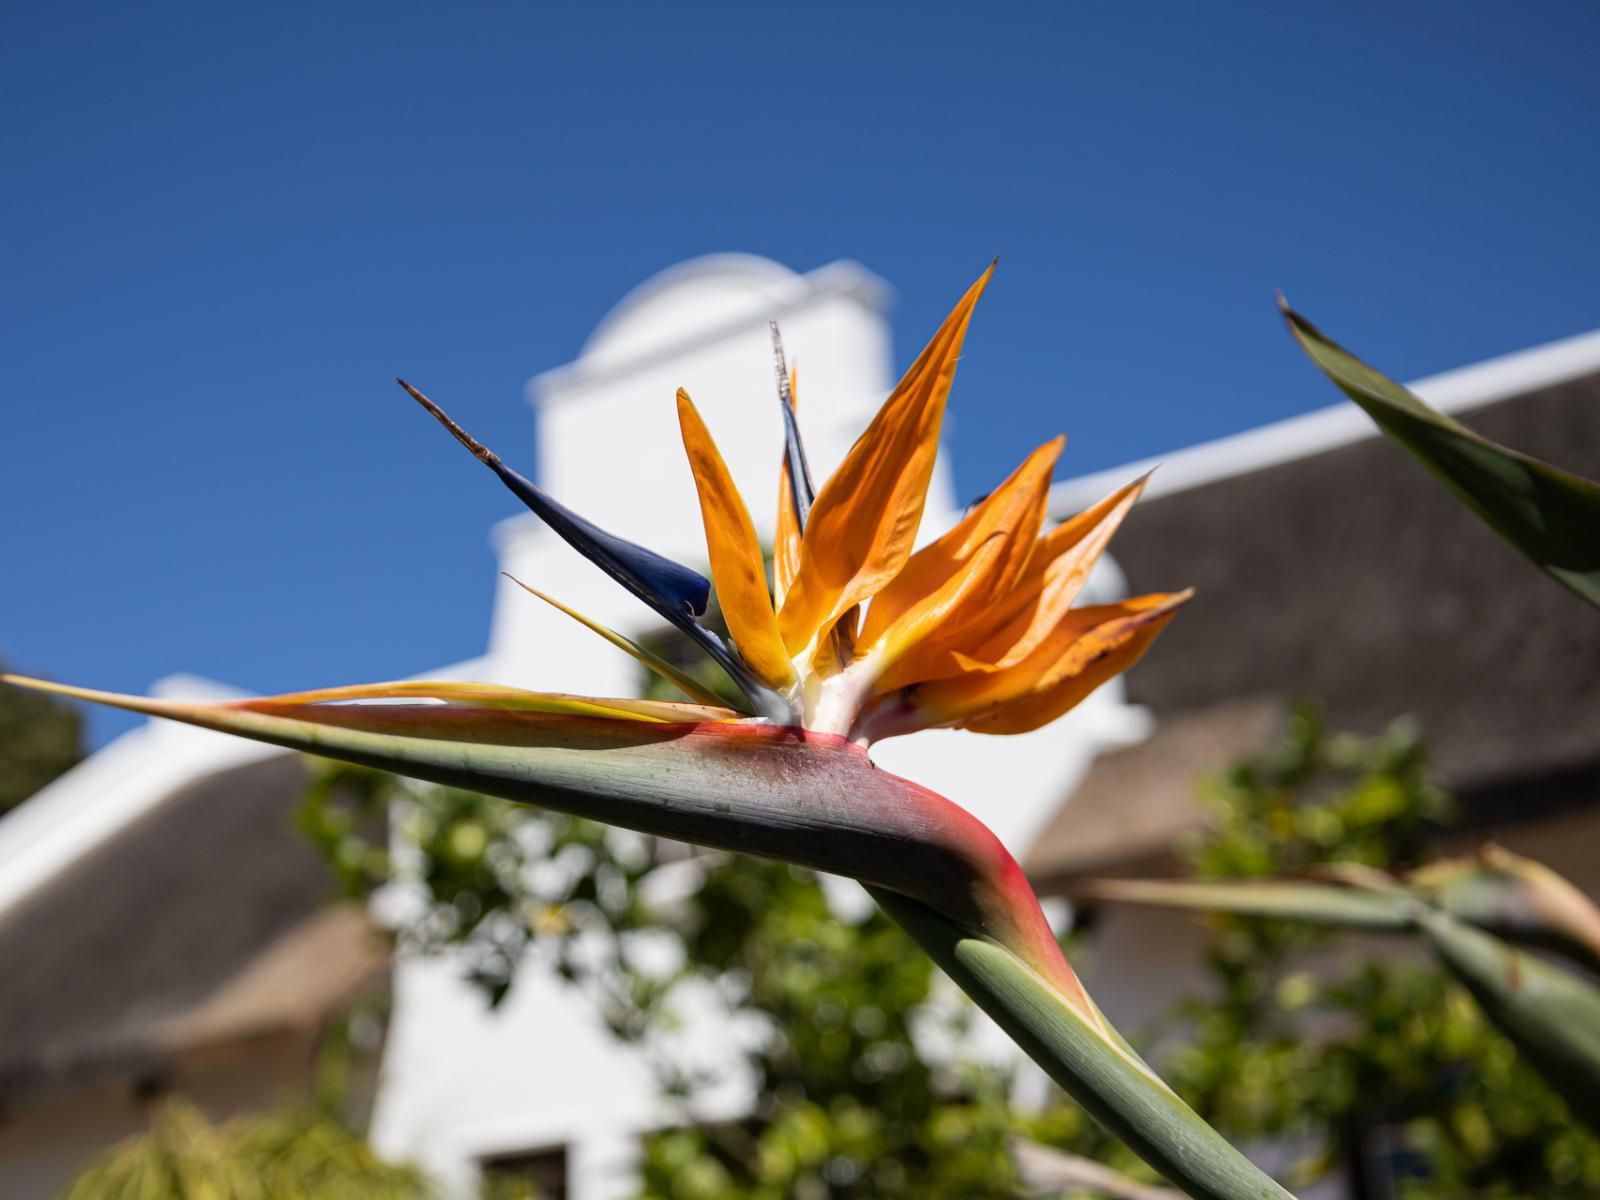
[1050,324,1600,513]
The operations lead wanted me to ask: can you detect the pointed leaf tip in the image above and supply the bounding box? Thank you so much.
[1084,876,1414,930]
[397,377,496,463]
[1284,308,1600,609]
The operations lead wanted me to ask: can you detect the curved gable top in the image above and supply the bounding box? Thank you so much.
[535,255,892,402]
[581,254,803,367]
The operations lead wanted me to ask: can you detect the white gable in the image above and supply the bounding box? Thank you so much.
[577,253,811,368]
[487,256,955,692]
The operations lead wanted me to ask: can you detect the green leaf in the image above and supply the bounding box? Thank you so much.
[1282,303,1600,609]
[1419,909,1600,1133]
[873,888,1296,1200]
[1091,866,1600,1136]
[1093,856,1600,976]
[1083,877,1414,931]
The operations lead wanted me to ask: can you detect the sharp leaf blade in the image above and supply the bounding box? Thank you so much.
[1282,305,1600,609]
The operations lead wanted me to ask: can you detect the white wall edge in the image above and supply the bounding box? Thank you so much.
[1049,324,1600,514]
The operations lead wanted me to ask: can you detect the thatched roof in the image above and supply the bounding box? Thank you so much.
[0,754,386,1098]
[1027,369,1600,887]
[1025,699,1282,894]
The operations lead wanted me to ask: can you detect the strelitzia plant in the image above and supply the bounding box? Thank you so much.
[5,267,1296,1200]
[1088,844,1600,1132]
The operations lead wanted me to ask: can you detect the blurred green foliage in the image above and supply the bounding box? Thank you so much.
[0,655,84,813]
[296,700,1600,1198]
[57,1100,432,1200]
[53,1001,469,1200]
[630,855,1027,1199]
[1156,703,1600,1198]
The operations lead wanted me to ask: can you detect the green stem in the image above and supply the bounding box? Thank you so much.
[871,888,1297,1200]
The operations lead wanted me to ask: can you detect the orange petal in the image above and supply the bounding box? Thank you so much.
[773,363,803,609]
[677,390,796,690]
[777,263,994,654]
[858,435,1064,669]
[966,472,1152,665]
[877,472,1150,691]
[869,592,1190,738]
[958,592,1189,734]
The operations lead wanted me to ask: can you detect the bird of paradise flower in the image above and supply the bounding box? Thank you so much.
[6,266,1299,1199]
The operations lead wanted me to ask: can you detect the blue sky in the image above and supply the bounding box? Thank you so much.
[5,3,1599,746]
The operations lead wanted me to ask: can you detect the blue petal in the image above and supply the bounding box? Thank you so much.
[487,458,710,619]
[399,379,710,622]
[400,380,792,721]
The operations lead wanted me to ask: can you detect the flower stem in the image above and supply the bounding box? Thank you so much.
[870,887,1298,1200]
